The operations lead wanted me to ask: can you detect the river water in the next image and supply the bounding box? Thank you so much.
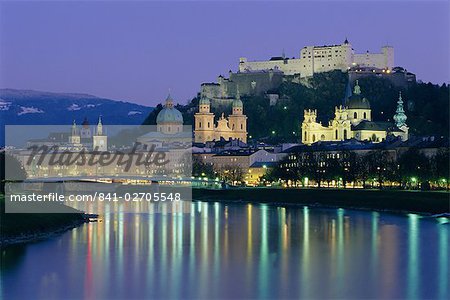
[1,201,449,299]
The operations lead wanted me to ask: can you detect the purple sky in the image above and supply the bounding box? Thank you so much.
[1,1,449,106]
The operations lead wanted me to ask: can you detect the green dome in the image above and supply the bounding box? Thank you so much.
[199,97,210,105]
[157,93,183,124]
[232,98,243,108]
[156,107,183,124]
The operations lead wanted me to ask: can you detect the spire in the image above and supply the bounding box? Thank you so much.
[96,115,103,135]
[71,120,77,135]
[165,90,174,109]
[393,91,407,128]
[282,48,286,59]
[353,80,361,95]
[344,37,349,44]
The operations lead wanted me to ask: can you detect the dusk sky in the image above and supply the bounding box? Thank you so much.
[1,1,449,106]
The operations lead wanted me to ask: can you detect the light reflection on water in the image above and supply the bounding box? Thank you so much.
[1,201,449,299]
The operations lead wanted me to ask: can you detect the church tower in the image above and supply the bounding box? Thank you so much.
[69,120,81,144]
[228,91,248,143]
[194,97,215,143]
[93,116,108,151]
[393,92,409,141]
[331,106,352,141]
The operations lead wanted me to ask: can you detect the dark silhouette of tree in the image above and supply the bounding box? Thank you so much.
[192,155,214,178]
[432,148,450,189]
[0,151,27,194]
[397,148,431,189]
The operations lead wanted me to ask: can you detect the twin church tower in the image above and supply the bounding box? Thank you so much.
[154,92,248,143]
[194,92,248,143]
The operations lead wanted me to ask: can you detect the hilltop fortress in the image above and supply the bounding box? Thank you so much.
[200,39,415,108]
[239,38,394,77]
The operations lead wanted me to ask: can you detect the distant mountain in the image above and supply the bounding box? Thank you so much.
[0,89,154,145]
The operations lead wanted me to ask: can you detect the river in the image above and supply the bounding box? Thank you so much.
[1,201,449,299]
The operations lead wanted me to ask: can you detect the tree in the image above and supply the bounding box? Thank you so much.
[341,151,358,188]
[191,155,214,178]
[355,154,371,188]
[397,148,431,189]
[0,151,27,194]
[363,150,392,188]
[324,156,341,187]
[264,156,297,183]
[431,148,449,189]
[216,165,244,184]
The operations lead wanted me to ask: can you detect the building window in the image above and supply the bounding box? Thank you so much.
[363,112,367,119]
[344,129,347,139]
[241,124,243,130]
[354,112,357,119]
[208,122,210,128]
[335,130,338,139]
[312,134,316,142]
[199,122,202,128]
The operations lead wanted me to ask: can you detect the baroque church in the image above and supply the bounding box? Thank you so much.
[194,92,248,143]
[301,81,408,145]
[69,116,107,151]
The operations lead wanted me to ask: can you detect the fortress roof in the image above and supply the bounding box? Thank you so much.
[270,56,286,61]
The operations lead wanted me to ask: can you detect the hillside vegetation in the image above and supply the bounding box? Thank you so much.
[143,71,449,142]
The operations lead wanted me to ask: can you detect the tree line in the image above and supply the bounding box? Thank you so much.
[264,148,449,190]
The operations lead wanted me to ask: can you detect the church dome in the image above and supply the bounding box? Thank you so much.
[199,97,210,105]
[346,80,371,109]
[232,98,243,108]
[347,96,371,109]
[156,94,183,124]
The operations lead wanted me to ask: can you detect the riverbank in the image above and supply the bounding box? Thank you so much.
[0,195,91,247]
[192,187,450,215]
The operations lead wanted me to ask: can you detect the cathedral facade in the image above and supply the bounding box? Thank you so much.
[194,94,248,143]
[301,81,408,145]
